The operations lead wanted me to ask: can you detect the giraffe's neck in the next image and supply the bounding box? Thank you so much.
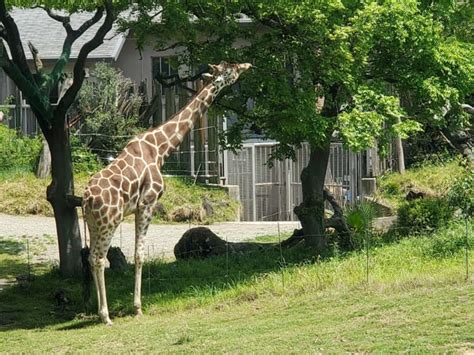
[152,81,221,156]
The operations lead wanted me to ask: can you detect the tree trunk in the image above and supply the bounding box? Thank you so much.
[46,117,82,277]
[36,137,51,178]
[394,116,405,174]
[294,143,331,254]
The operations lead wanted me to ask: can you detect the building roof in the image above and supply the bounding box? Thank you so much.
[10,8,126,61]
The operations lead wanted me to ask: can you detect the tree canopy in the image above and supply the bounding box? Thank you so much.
[128,0,473,159]
[125,0,473,250]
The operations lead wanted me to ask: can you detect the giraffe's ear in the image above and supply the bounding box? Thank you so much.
[202,73,213,79]
[209,64,218,73]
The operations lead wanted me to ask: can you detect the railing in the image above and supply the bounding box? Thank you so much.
[0,104,41,136]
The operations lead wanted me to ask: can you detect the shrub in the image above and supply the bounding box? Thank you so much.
[422,219,473,258]
[345,202,377,250]
[397,197,454,235]
[73,62,142,163]
[0,125,42,172]
[380,181,401,196]
[447,161,473,217]
[70,136,102,174]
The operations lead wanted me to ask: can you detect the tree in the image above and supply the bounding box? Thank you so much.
[0,0,124,276]
[127,0,473,254]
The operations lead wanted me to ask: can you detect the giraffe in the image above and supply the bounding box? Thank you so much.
[83,62,252,325]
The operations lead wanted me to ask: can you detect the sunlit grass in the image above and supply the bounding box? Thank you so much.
[0,220,472,352]
[377,158,463,208]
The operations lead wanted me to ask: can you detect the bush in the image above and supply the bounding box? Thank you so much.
[70,136,102,174]
[345,202,377,250]
[0,125,42,172]
[73,62,142,163]
[448,161,473,217]
[397,197,454,235]
[422,219,473,258]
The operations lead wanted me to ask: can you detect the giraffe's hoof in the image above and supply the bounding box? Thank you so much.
[105,318,113,326]
[135,307,143,317]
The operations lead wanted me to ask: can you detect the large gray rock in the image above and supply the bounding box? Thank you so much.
[174,227,269,260]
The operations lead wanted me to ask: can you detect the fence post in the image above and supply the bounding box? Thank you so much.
[365,227,370,286]
[251,145,257,221]
[26,238,31,279]
[147,246,151,295]
[465,217,470,281]
[278,222,285,289]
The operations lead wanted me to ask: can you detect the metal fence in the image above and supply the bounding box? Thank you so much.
[0,103,41,137]
[226,142,385,222]
[3,218,471,295]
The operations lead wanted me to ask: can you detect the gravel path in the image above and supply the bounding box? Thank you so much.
[0,213,301,262]
[0,213,396,265]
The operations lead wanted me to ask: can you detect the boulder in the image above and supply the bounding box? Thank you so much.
[174,227,268,260]
[174,227,227,259]
[169,205,206,222]
[107,247,128,272]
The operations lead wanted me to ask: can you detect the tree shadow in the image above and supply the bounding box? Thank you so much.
[0,239,26,255]
[0,243,315,331]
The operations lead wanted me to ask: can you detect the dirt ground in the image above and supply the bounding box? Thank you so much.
[0,213,302,262]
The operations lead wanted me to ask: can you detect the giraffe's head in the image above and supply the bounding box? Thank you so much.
[205,62,252,87]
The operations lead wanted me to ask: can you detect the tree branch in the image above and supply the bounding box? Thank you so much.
[34,5,70,25]
[28,41,43,73]
[155,68,208,88]
[73,7,105,39]
[57,0,115,117]
[0,0,35,84]
[0,41,52,133]
[462,103,474,115]
[48,6,105,99]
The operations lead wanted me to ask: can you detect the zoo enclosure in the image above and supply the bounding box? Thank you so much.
[2,64,397,222]
[225,142,394,221]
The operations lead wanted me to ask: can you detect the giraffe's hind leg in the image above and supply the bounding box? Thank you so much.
[89,228,116,325]
[134,204,154,316]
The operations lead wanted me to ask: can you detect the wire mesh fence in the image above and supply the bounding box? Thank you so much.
[4,216,471,293]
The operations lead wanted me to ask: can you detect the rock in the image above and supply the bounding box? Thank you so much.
[107,247,128,272]
[363,196,394,216]
[169,205,206,222]
[174,227,227,260]
[174,227,270,260]
[406,189,426,201]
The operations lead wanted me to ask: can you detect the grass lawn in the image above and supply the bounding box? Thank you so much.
[376,158,464,208]
[0,220,472,352]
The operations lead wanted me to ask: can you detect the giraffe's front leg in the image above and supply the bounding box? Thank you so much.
[134,205,153,316]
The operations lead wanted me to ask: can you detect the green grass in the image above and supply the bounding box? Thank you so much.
[0,171,238,223]
[1,219,472,352]
[377,158,463,208]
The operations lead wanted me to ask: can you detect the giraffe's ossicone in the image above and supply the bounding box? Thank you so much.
[83,62,252,325]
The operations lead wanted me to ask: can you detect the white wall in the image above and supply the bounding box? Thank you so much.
[113,38,178,100]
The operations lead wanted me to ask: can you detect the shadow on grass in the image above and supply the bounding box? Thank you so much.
[0,239,26,255]
[0,243,315,331]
